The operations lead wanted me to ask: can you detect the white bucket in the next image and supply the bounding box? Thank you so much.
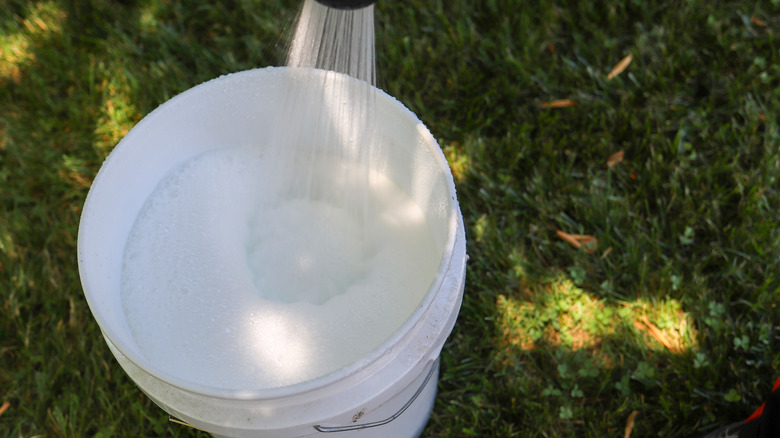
[77,67,466,437]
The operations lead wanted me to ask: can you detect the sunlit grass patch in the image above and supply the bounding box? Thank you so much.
[0,31,30,84]
[138,2,162,35]
[0,1,66,84]
[497,278,699,357]
[627,297,698,354]
[497,279,611,353]
[93,69,141,157]
[442,141,469,183]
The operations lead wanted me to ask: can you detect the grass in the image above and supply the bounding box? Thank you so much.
[1,0,778,436]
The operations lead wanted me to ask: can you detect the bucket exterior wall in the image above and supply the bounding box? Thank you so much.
[78,67,467,437]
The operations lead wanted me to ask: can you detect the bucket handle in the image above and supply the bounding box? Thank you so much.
[313,358,440,433]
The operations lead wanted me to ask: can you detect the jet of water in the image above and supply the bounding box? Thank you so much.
[270,0,379,220]
[288,0,376,85]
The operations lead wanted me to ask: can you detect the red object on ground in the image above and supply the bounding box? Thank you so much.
[745,377,780,424]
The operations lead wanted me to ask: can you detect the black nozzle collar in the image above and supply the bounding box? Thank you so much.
[315,0,377,10]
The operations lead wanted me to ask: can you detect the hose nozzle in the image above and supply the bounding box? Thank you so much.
[315,0,377,10]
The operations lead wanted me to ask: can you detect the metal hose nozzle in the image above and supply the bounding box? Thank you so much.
[315,0,377,10]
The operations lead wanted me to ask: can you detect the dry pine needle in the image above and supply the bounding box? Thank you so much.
[556,230,598,254]
[608,54,633,80]
[541,99,577,108]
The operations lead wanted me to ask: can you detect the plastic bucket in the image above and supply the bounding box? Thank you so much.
[77,67,466,437]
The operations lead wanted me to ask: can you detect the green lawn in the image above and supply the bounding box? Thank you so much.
[1,0,778,436]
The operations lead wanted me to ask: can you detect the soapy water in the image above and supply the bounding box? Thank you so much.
[121,145,440,389]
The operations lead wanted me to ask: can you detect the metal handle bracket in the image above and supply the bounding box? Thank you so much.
[313,358,439,433]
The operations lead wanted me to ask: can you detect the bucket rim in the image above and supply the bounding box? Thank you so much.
[78,66,461,401]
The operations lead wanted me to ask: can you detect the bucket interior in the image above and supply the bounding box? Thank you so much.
[78,67,458,394]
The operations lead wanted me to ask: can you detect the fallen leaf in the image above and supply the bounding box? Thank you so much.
[556,230,598,254]
[608,54,633,80]
[541,99,577,108]
[624,410,640,438]
[607,150,625,167]
[751,16,767,28]
[0,401,10,418]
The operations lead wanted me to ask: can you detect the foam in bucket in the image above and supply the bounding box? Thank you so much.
[120,144,440,389]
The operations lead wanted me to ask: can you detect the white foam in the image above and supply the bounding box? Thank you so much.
[121,145,440,389]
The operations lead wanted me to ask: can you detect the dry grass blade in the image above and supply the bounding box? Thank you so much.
[556,230,598,254]
[169,416,209,432]
[541,99,577,108]
[634,316,685,353]
[608,54,633,80]
[0,401,10,418]
[624,410,640,438]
